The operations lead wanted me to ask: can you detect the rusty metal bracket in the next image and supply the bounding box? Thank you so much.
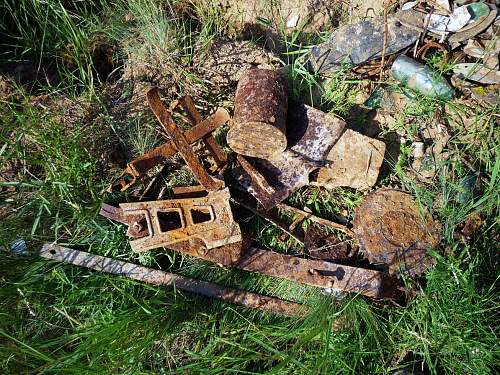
[101,188,242,253]
[147,88,225,192]
[40,244,305,317]
[108,97,229,192]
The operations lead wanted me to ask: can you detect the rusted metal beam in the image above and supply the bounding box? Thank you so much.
[40,244,305,317]
[101,199,395,298]
[147,88,224,192]
[108,107,229,192]
[166,240,394,299]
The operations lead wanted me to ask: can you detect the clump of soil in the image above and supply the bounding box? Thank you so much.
[194,40,281,87]
[0,75,14,100]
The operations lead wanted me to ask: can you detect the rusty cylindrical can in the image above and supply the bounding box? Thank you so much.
[227,69,288,160]
[390,55,454,100]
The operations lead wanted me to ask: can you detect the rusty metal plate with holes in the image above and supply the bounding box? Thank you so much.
[102,188,242,252]
[315,129,386,191]
[353,188,441,277]
[237,104,345,209]
[40,244,305,317]
[166,239,394,299]
[147,88,225,192]
[108,99,230,192]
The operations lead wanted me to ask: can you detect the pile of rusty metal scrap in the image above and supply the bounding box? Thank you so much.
[42,68,442,316]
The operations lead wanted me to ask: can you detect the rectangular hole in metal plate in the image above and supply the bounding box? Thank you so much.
[157,211,183,232]
[190,207,212,224]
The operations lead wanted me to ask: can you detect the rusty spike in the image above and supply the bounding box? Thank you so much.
[40,244,306,317]
[147,88,224,192]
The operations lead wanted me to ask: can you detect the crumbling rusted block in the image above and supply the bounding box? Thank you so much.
[40,244,305,317]
[148,88,225,192]
[108,96,229,192]
[315,129,386,190]
[236,104,345,209]
[227,69,288,159]
[101,188,242,252]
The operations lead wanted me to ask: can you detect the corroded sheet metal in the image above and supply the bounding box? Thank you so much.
[315,129,386,190]
[168,240,393,299]
[102,188,242,252]
[108,99,230,192]
[353,188,441,277]
[238,104,345,209]
[227,69,288,159]
[148,88,225,192]
[40,244,304,317]
[309,15,420,74]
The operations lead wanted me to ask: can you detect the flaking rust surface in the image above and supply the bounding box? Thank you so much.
[239,104,345,209]
[353,188,441,277]
[316,129,386,190]
[227,69,288,159]
[167,238,393,299]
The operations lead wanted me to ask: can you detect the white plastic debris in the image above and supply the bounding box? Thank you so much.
[425,5,471,33]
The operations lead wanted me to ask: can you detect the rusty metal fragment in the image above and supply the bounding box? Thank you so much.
[353,188,441,277]
[167,240,393,299]
[315,129,386,191]
[108,98,230,192]
[237,104,345,209]
[148,88,224,192]
[227,69,288,159]
[40,244,305,317]
[101,188,242,252]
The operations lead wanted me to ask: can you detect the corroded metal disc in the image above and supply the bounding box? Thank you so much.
[353,188,441,277]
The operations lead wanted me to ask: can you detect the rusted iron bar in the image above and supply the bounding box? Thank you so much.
[147,88,224,192]
[167,240,393,299]
[108,107,230,192]
[227,69,288,159]
[40,244,305,317]
[276,203,354,237]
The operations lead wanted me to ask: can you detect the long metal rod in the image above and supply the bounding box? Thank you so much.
[40,244,305,317]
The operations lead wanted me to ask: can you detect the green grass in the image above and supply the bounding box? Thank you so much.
[1,1,499,374]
